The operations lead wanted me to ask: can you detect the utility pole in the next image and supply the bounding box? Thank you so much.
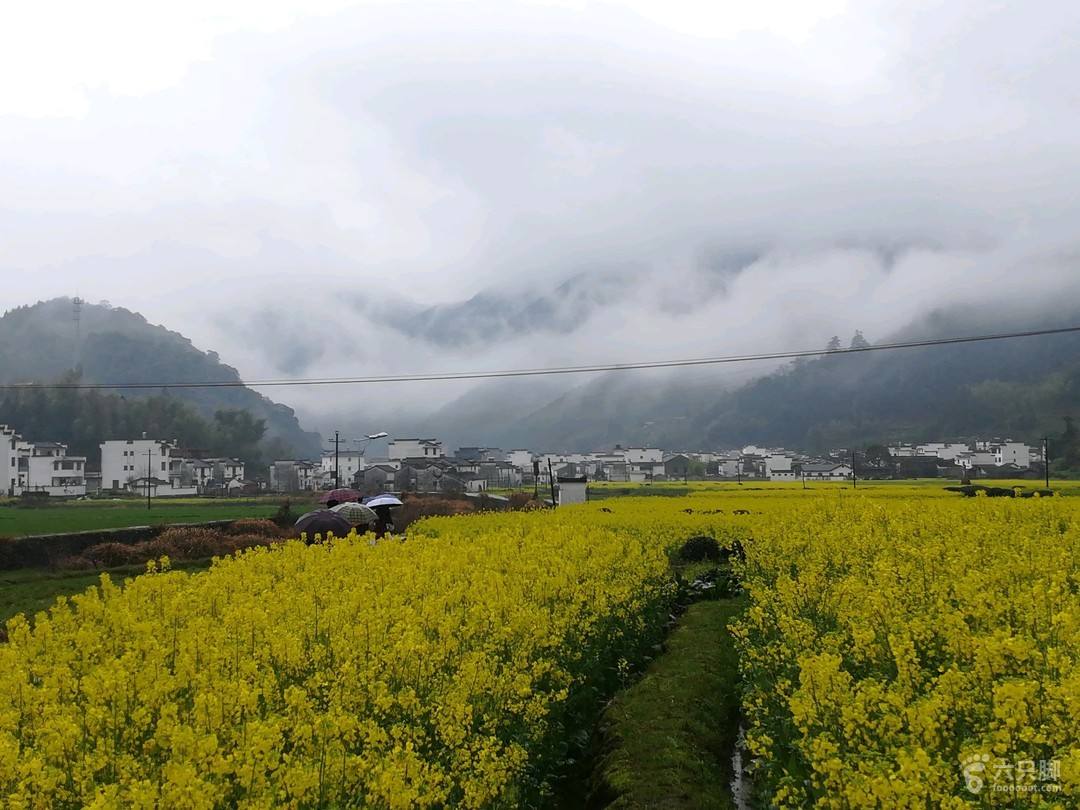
[333,430,341,489]
[533,460,540,501]
[146,448,153,510]
[1043,436,1051,490]
[547,458,557,507]
[851,448,857,489]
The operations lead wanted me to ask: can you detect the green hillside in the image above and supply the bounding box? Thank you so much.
[0,299,321,460]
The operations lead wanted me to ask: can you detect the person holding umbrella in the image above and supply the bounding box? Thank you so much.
[364,494,403,538]
[293,508,351,544]
[331,502,378,534]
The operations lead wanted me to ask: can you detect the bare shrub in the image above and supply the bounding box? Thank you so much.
[84,542,140,568]
[155,528,221,559]
[227,519,283,537]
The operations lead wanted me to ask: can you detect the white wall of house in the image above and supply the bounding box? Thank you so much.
[505,449,534,470]
[0,426,18,496]
[320,451,365,485]
[963,451,997,469]
[993,442,1031,468]
[24,445,87,496]
[714,457,740,478]
[625,447,663,463]
[101,439,175,492]
[765,454,794,474]
[917,442,968,461]
[388,439,444,460]
[802,464,853,479]
[769,469,799,480]
[126,479,200,497]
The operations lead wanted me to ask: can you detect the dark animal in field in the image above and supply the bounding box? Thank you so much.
[945,484,1024,498]
[598,507,613,513]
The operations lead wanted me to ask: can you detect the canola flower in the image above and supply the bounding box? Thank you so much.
[732,495,1080,808]
[5,483,1079,808]
[0,520,677,808]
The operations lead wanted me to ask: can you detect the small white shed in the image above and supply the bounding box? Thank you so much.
[556,475,588,506]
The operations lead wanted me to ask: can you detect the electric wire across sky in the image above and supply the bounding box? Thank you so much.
[3,325,1080,391]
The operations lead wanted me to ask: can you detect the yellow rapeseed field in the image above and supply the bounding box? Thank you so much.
[728,490,1080,808]
[0,521,677,808]
[2,483,1079,808]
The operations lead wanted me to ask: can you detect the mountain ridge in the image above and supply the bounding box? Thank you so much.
[0,298,322,458]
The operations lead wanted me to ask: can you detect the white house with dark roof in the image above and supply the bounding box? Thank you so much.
[21,442,88,496]
[388,438,444,461]
[101,438,177,492]
[799,461,853,479]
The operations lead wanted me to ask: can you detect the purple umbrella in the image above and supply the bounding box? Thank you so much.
[294,509,352,543]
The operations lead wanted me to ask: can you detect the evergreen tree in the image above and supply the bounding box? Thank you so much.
[849,330,871,349]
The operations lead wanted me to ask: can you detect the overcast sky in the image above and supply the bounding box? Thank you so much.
[3,0,1080,428]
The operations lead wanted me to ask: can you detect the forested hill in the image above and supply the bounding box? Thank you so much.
[0,299,322,460]
[696,310,1080,450]
[435,306,1080,452]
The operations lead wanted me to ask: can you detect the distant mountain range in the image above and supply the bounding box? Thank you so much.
[4,296,1078,460]
[0,299,322,457]
[424,306,1080,452]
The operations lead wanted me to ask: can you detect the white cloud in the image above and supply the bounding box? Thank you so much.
[2,0,1080,429]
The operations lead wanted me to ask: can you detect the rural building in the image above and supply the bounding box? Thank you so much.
[270,460,320,492]
[19,442,88,497]
[0,425,19,496]
[454,446,504,462]
[556,475,588,506]
[988,441,1031,468]
[361,464,399,493]
[504,449,534,470]
[628,460,664,482]
[769,469,799,480]
[800,462,853,480]
[626,447,663,464]
[715,455,741,478]
[388,438,444,460]
[663,454,692,479]
[764,453,795,480]
[894,456,945,478]
[320,450,365,487]
[101,438,178,492]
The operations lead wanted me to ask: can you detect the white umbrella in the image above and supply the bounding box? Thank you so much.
[365,495,403,508]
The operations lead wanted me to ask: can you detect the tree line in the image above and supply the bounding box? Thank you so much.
[0,373,275,469]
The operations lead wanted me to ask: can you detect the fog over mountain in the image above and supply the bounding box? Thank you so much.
[4,1,1080,446]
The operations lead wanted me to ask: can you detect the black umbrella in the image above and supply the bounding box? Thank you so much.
[294,509,352,543]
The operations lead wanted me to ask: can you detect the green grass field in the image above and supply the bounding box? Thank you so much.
[0,497,318,538]
[0,560,214,626]
[593,596,746,809]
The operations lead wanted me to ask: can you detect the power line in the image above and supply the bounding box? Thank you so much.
[4,324,1080,392]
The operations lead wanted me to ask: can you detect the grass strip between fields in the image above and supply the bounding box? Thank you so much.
[591,595,746,810]
[0,560,214,627]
